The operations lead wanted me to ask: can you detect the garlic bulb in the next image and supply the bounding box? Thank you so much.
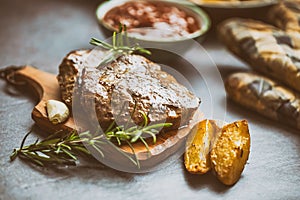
[46,100,70,125]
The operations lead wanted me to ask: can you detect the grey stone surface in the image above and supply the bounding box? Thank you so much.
[0,0,299,199]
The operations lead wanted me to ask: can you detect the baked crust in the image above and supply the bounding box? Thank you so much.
[58,51,200,131]
[225,72,300,129]
[269,0,300,32]
[218,18,300,93]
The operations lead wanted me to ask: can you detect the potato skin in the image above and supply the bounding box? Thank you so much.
[184,120,220,174]
[210,120,250,186]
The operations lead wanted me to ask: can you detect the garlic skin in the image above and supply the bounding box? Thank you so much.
[46,100,70,125]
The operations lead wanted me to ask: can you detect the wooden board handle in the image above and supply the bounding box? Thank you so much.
[14,66,76,132]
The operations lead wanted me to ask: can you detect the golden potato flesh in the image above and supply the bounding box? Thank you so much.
[184,120,220,174]
[210,120,251,186]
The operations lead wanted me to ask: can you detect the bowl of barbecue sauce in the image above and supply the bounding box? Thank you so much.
[96,0,210,42]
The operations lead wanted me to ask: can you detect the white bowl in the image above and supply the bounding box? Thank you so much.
[96,0,211,42]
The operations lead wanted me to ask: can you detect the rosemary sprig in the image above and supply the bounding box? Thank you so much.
[106,111,172,148]
[10,130,105,167]
[90,25,151,66]
[10,116,172,168]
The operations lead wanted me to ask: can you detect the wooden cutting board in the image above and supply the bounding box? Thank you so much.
[13,66,200,168]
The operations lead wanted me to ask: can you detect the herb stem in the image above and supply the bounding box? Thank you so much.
[90,24,151,66]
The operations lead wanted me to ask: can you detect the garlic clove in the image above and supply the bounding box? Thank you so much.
[46,100,70,125]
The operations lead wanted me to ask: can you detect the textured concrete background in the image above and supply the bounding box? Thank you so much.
[0,0,299,199]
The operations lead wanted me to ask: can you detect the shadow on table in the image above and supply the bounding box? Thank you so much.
[227,99,300,138]
[181,161,232,194]
[217,64,249,80]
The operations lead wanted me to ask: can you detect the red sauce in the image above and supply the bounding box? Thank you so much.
[103,1,201,38]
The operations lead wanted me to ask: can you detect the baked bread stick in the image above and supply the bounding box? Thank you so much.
[218,18,300,93]
[269,0,300,32]
[225,72,300,130]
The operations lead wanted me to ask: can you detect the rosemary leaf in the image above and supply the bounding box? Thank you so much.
[20,153,45,167]
[10,149,18,161]
[130,130,143,143]
[125,140,140,169]
[89,38,112,49]
[61,148,77,161]
[144,130,157,144]
[143,123,173,131]
[140,137,150,154]
[72,146,90,155]
[125,126,138,133]
[60,143,72,151]
[112,31,116,48]
[90,24,151,66]
[91,144,104,158]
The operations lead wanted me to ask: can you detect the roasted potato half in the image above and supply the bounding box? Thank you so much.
[184,120,220,174]
[210,120,250,186]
